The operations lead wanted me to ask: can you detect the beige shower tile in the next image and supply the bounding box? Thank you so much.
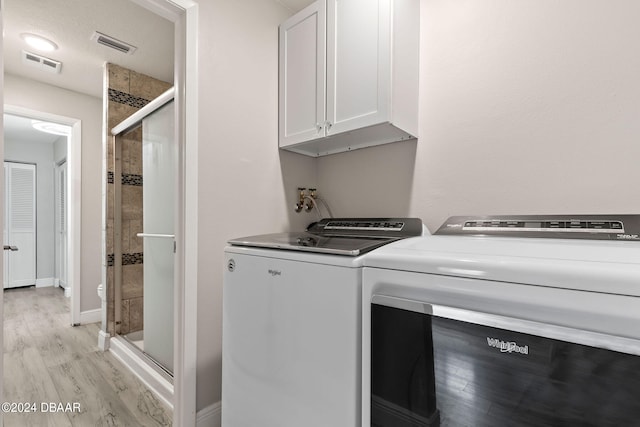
[129,139,143,175]
[106,219,113,253]
[130,71,171,101]
[120,299,130,335]
[121,220,131,254]
[106,138,115,172]
[121,138,131,174]
[130,220,144,253]
[123,135,141,174]
[109,102,138,133]
[121,185,143,220]
[107,183,115,219]
[108,63,130,93]
[122,264,143,299]
[129,297,144,332]
[107,267,114,301]
[129,126,142,141]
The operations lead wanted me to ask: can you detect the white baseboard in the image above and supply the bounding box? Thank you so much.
[79,308,101,324]
[35,277,55,288]
[109,336,174,410]
[196,401,221,427]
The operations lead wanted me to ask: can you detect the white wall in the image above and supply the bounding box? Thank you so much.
[195,0,316,410]
[4,74,102,312]
[317,0,640,232]
[4,139,56,280]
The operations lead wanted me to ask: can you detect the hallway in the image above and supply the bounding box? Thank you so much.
[3,286,172,426]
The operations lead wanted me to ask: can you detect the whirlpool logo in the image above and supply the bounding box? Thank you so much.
[617,234,639,240]
[486,337,529,355]
[268,269,282,277]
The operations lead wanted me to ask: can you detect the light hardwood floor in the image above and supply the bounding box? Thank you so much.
[3,286,172,426]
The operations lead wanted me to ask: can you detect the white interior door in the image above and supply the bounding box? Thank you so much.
[142,101,175,373]
[55,161,68,289]
[3,162,36,289]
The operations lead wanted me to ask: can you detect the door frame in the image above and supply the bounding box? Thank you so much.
[0,0,5,415]
[122,1,199,425]
[54,159,68,294]
[4,105,81,324]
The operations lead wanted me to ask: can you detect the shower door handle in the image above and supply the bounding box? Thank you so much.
[3,245,18,251]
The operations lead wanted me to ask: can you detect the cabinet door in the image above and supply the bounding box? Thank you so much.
[326,0,390,136]
[279,0,326,147]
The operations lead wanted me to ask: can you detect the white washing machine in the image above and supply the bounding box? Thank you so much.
[222,218,424,427]
[362,215,640,427]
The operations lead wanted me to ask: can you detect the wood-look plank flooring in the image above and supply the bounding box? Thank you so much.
[3,286,172,426]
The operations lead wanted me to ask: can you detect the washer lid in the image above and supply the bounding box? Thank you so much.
[364,235,640,296]
[228,232,399,256]
[228,217,424,256]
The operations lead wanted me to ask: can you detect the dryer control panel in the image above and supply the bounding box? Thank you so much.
[436,215,640,241]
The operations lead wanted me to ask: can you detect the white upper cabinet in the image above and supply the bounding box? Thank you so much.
[279,0,326,147]
[279,0,419,157]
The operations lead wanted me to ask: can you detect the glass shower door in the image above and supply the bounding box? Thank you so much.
[141,101,175,373]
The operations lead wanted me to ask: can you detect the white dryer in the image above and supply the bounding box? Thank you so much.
[222,218,423,427]
[362,215,640,427]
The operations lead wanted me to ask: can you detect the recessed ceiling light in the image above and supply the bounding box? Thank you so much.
[21,33,58,52]
[31,120,70,136]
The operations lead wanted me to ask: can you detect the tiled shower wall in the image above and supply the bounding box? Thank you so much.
[105,63,172,336]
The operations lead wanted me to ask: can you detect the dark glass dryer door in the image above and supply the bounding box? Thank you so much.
[371,302,640,427]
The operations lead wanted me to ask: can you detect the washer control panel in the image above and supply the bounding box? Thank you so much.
[324,220,405,231]
[308,217,423,238]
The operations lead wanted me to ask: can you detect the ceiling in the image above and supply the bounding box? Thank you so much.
[4,114,67,145]
[276,0,315,12]
[3,0,175,143]
[4,0,175,99]
[2,0,312,142]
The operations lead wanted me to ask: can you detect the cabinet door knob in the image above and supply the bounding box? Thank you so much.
[325,121,332,132]
[315,123,323,133]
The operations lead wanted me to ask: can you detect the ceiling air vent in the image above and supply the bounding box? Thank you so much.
[91,31,137,55]
[21,50,62,74]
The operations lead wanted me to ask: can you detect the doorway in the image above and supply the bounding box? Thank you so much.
[3,107,81,324]
[1,0,199,424]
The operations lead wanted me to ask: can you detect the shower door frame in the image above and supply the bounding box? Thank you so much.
[112,89,176,369]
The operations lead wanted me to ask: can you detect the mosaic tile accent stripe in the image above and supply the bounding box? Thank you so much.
[108,88,151,109]
[107,171,114,184]
[122,253,144,266]
[107,253,143,266]
[122,174,143,186]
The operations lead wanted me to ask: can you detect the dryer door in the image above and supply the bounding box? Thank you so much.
[370,299,640,427]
